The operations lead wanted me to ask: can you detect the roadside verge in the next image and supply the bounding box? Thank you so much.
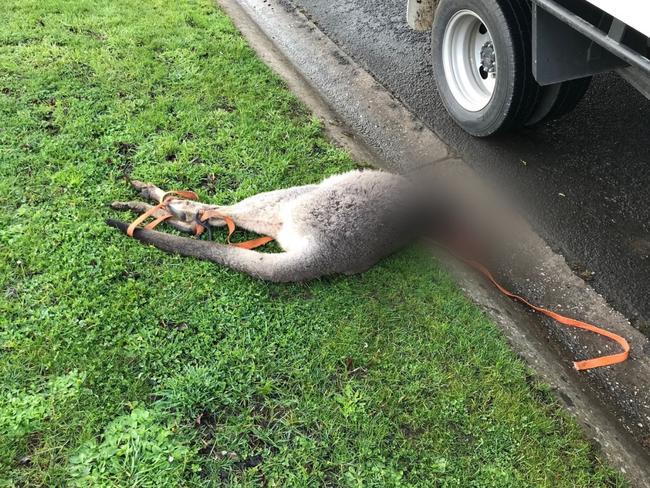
[219,0,650,484]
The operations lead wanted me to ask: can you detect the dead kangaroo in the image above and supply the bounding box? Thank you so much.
[107,170,433,282]
[107,169,632,370]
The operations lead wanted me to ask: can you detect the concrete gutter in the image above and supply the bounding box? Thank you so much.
[218,0,650,484]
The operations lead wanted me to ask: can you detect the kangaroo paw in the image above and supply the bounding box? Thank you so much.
[108,202,196,234]
[110,200,153,213]
[106,218,130,234]
[130,180,167,202]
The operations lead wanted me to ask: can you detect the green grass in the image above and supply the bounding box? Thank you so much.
[0,0,625,486]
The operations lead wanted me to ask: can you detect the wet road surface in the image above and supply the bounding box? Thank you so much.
[290,0,650,335]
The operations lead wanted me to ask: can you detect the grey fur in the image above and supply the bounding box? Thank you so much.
[108,170,428,282]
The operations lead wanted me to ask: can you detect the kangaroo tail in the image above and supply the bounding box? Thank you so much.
[106,219,318,282]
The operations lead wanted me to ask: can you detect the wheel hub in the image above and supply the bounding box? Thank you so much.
[479,41,496,78]
[441,10,497,112]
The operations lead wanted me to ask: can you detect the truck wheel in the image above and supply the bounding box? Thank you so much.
[431,0,540,136]
[525,77,592,126]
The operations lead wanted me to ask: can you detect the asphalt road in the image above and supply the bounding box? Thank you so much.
[290,0,650,335]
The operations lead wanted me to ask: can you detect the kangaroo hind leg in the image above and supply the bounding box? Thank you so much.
[208,185,318,237]
[106,221,324,282]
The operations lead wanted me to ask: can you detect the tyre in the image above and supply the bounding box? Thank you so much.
[549,76,591,120]
[525,76,591,126]
[431,0,541,136]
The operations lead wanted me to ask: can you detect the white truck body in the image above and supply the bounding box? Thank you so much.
[584,0,650,38]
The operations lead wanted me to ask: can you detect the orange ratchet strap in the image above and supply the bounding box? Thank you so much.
[126,190,200,237]
[461,255,629,370]
[126,190,273,250]
[198,209,274,249]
